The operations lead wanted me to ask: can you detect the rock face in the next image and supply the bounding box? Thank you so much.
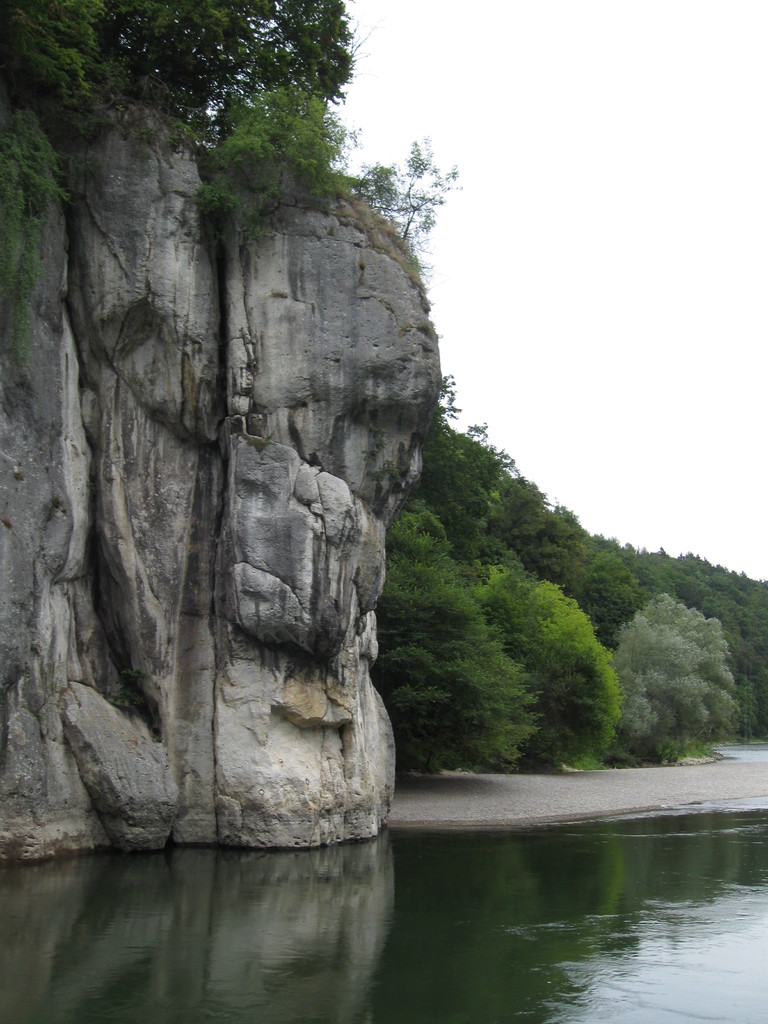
[0,105,440,860]
[60,682,178,850]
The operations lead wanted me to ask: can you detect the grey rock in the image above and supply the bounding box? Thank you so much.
[60,683,178,849]
[224,437,385,657]
[0,109,439,860]
[223,204,440,523]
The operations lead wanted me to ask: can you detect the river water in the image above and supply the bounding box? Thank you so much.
[716,741,768,763]
[3,787,768,1022]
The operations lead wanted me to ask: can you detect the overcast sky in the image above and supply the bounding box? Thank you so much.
[342,0,768,581]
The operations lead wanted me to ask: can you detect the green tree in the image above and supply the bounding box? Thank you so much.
[574,548,645,649]
[197,85,348,235]
[373,510,534,772]
[629,549,768,738]
[613,594,737,761]
[479,567,621,766]
[1,1,355,119]
[97,0,354,128]
[412,378,513,565]
[352,139,459,269]
[0,0,104,105]
[487,474,587,593]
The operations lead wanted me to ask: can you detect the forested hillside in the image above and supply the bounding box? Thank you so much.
[373,380,764,769]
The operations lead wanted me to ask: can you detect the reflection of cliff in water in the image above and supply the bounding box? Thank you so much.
[0,835,393,1024]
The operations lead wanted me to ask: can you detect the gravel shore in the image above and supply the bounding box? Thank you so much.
[388,759,768,829]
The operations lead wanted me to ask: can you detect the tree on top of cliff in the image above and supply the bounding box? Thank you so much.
[0,0,104,107]
[352,139,459,271]
[0,0,354,123]
[98,0,354,127]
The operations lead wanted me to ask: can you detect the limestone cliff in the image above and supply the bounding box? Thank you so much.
[0,107,440,860]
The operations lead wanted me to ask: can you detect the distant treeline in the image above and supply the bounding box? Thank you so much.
[373,380,765,771]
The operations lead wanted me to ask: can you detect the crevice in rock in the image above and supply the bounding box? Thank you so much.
[211,242,230,843]
[287,409,307,462]
[215,245,229,410]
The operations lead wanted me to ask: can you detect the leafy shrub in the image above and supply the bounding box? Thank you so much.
[197,86,347,237]
[113,668,148,709]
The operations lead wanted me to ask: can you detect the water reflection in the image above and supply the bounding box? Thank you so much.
[3,810,768,1023]
[371,812,768,1023]
[551,886,768,1023]
[0,837,393,1024]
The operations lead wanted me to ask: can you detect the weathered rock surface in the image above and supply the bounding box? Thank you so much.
[60,682,178,850]
[0,103,440,860]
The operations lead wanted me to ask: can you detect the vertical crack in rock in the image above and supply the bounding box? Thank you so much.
[210,243,231,845]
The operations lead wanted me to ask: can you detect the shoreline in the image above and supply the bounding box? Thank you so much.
[387,759,768,830]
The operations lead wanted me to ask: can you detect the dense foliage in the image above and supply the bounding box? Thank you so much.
[0,0,104,107]
[479,569,621,765]
[98,0,353,120]
[196,85,348,236]
[373,383,623,771]
[0,0,353,119]
[374,510,534,772]
[373,379,766,770]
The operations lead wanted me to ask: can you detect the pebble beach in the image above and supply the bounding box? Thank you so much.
[388,759,768,829]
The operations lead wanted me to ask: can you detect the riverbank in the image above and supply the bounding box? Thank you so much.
[388,759,768,829]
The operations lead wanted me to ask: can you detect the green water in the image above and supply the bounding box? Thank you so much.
[3,807,768,1023]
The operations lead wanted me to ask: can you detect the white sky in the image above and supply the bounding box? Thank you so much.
[342,0,768,581]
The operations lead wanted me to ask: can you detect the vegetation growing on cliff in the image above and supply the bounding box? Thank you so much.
[0,1,359,345]
[196,85,349,237]
[0,1,453,344]
[351,139,459,271]
[0,108,66,355]
[0,0,354,118]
